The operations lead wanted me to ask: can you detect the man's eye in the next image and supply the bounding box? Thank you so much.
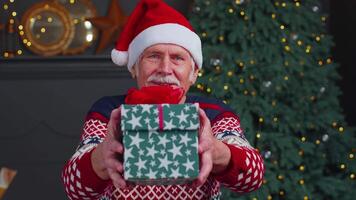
[173,56,184,61]
[148,54,160,59]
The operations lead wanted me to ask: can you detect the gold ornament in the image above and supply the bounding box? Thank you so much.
[21,2,74,56]
[55,0,98,55]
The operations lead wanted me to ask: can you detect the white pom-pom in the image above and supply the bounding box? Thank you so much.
[111,49,128,66]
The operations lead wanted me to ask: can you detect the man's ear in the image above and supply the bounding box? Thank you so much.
[130,68,136,79]
[190,66,200,85]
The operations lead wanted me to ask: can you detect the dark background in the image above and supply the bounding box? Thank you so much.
[0,0,355,199]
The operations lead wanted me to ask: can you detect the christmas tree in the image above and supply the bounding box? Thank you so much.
[189,0,356,199]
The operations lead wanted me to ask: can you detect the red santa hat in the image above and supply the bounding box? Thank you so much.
[111,0,202,72]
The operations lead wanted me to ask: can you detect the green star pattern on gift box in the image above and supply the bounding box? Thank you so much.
[121,104,200,185]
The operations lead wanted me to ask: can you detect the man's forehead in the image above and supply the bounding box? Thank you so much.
[143,44,191,55]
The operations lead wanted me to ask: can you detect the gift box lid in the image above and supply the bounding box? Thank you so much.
[121,103,199,131]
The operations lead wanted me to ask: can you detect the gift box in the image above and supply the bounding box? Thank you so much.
[121,103,199,185]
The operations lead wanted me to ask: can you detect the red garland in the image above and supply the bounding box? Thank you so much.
[124,85,185,104]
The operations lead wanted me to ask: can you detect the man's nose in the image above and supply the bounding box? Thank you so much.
[158,55,173,75]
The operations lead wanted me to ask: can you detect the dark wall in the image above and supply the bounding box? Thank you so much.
[329,0,356,126]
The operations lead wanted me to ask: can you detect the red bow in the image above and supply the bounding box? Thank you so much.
[125,85,185,104]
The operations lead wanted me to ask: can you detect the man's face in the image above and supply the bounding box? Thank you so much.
[133,44,199,95]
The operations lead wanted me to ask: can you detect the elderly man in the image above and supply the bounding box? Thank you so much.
[61,0,264,199]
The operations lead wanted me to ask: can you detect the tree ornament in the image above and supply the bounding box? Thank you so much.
[263,81,272,88]
[312,6,319,12]
[322,134,329,142]
[210,58,221,66]
[263,151,271,159]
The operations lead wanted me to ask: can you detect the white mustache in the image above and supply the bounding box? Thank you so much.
[147,74,181,86]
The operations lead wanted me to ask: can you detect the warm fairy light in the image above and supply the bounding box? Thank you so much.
[41,27,46,33]
[218,35,224,41]
[206,87,211,93]
[250,60,255,64]
[201,32,207,37]
[70,0,76,4]
[86,33,93,42]
[296,2,300,7]
[281,2,286,7]
[228,8,234,13]
[349,153,354,159]
[27,42,32,46]
[48,17,53,23]
[297,40,303,46]
[17,50,22,55]
[340,164,346,169]
[227,71,233,77]
[10,0,15,3]
[284,76,289,80]
[19,31,24,35]
[275,2,280,6]
[271,13,276,19]
[277,175,284,180]
[280,25,285,30]
[272,100,276,106]
[259,117,264,123]
[4,52,9,58]
[301,137,306,142]
[299,150,304,156]
[332,121,337,127]
[315,139,321,145]
[239,78,244,84]
[281,38,287,43]
[251,91,256,96]
[321,16,326,22]
[249,75,255,80]
[235,0,242,4]
[304,196,309,200]
[238,62,244,67]
[4,4,9,10]
[339,126,344,132]
[73,19,79,24]
[9,18,14,24]
[18,25,23,30]
[256,133,261,139]
[198,71,203,77]
[37,15,42,20]
[223,85,229,90]
[316,36,321,42]
[299,179,305,185]
[11,11,16,16]
[299,165,305,171]
[267,195,272,200]
[23,39,28,43]
[240,11,245,16]
[318,60,323,66]
[273,117,278,122]
[350,173,355,179]
[244,90,248,95]
[279,190,285,196]
[327,58,332,64]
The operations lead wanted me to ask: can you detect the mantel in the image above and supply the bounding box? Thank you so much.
[0,55,131,80]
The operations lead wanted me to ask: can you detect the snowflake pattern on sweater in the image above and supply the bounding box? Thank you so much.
[61,95,264,199]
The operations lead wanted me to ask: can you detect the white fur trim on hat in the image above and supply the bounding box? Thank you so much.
[111,49,128,66]
[127,23,202,71]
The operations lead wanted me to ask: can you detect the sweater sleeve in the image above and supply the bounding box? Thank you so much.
[61,112,111,199]
[211,114,265,194]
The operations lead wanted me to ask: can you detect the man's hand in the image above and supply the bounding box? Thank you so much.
[193,108,231,187]
[91,107,127,189]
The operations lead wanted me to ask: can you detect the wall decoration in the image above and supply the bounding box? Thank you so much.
[21,1,74,56]
[87,0,127,53]
[55,0,98,55]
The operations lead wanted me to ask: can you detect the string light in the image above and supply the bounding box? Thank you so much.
[206,87,211,93]
[315,139,321,145]
[256,133,261,139]
[277,175,284,180]
[297,40,303,46]
[349,153,354,159]
[228,8,234,14]
[227,71,233,77]
[201,32,207,38]
[239,78,244,84]
[3,4,9,10]
[17,50,22,55]
[332,121,338,127]
[306,45,312,53]
[327,58,332,64]
[11,11,16,17]
[271,13,276,19]
[299,150,304,156]
[350,173,355,180]
[339,126,344,132]
[281,2,287,7]
[299,165,305,171]
[273,117,278,122]
[316,36,321,42]
[318,60,323,66]
[299,179,305,185]
[223,85,229,90]
[272,100,276,106]
[295,2,300,7]
[301,137,306,142]
[267,195,272,200]
[244,90,249,95]
[251,91,256,96]
[304,196,309,200]
[218,35,224,42]
[280,25,285,30]
[284,76,289,80]
[240,11,245,16]
[259,117,264,123]
[281,38,287,43]
[340,164,346,170]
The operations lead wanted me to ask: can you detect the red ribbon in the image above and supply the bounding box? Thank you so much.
[158,104,164,131]
[124,85,184,104]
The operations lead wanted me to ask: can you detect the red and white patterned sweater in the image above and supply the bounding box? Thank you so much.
[61,95,264,199]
